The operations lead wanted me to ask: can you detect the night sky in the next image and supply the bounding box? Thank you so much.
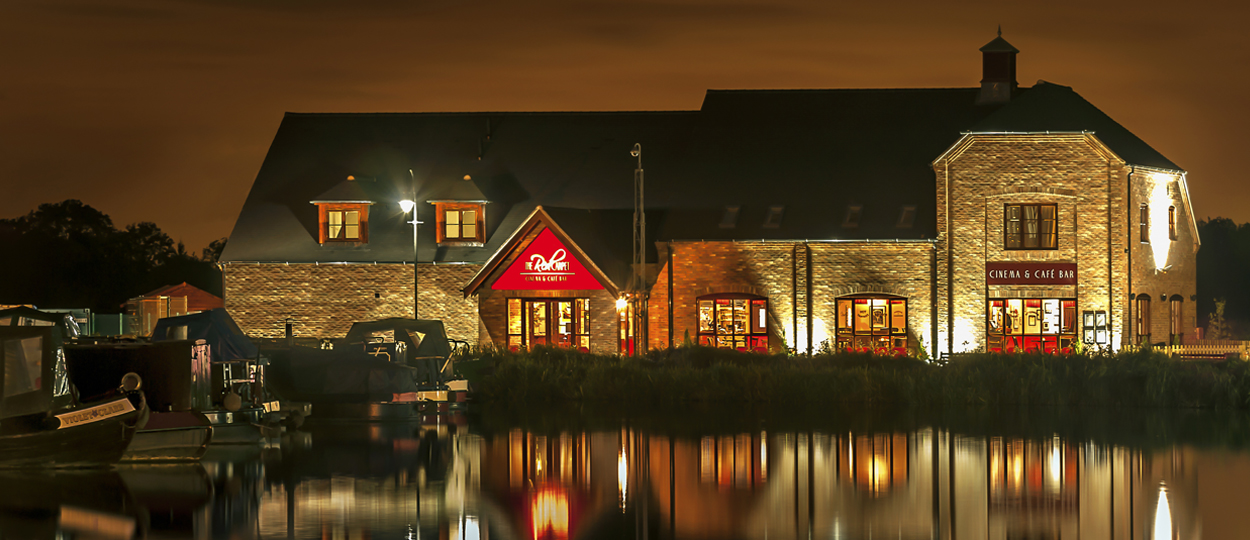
[5,0,1246,252]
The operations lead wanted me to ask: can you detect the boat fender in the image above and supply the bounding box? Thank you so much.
[223,392,242,412]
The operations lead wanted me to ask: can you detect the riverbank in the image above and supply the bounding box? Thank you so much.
[456,346,1250,409]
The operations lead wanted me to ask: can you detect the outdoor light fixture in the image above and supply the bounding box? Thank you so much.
[401,173,422,318]
[616,297,627,310]
[1160,293,1167,302]
[1149,174,1173,269]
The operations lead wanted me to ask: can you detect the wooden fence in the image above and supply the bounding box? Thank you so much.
[1159,340,1250,360]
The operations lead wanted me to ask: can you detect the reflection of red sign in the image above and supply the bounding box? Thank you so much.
[492,229,604,290]
[986,262,1077,285]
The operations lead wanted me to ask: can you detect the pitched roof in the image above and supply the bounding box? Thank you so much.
[968,82,1181,171]
[220,83,1182,265]
[310,177,373,203]
[140,282,224,313]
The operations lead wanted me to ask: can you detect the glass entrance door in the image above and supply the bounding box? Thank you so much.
[508,298,591,351]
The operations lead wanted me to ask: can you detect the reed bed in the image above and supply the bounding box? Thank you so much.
[456,346,1250,409]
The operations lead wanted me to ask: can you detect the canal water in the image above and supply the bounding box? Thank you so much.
[9,404,1250,539]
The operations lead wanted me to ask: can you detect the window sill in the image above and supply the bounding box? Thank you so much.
[438,241,485,247]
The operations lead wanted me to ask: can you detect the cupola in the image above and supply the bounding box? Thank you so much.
[976,27,1019,105]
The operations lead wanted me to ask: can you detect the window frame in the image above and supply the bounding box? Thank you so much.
[696,293,768,352]
[1169,295,1183,345]
[1168,206,1178,241]
[834,295,909,353]
[1003,203,1058,250]
[434,202,485,245]
[507,297,591,352]
[986,298,1078,353]
[316,203,370,244]
[1140,205,1150,244]
[1136,294,1152,345]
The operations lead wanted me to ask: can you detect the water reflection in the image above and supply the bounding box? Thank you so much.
[12,409,1250,538]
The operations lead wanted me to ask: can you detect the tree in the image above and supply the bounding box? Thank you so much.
[202,237,227,262]
[1207,298,1230,341]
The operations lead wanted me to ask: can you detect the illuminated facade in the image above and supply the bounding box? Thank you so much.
[220,33,1196,356]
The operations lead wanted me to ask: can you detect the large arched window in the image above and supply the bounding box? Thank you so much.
[835,295,908,353]
[696,293,768,351]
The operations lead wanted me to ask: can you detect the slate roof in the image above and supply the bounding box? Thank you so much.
[221,82,1183,275]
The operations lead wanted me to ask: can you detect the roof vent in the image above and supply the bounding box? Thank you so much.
[719,206,740,229]
[762,205,784,228]
[976,27,1019,105]
[897,206,916,229]
[842,205,862,229]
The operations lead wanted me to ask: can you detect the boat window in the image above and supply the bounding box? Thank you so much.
[53,348,70,397]
[406,330,425,351]
[3,336,43,396]
[166,325,188,340]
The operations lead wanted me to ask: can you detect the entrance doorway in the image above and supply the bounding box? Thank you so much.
[507,298,591,351]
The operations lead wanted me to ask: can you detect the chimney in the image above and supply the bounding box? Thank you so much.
[976,27,1019,105]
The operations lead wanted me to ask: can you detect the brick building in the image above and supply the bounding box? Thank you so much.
[220,33,1197,357]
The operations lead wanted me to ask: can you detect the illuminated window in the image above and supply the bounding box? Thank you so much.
[987,298,1078,353]
[1136,294,1152,345]
[697,294,768,351]
[316,203,369,244]
[1168,206,1177,241]
[508,298,589,351]
[1140,205,1149,243]
[434,203,484,244]
[1004,204,1057,249]
[834,296,908,353]
[1169,295,1183,345]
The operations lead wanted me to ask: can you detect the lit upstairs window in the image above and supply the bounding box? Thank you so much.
[762,205,784,229]
[315,203,371,244]
[310,175,374,245]
[434,202,485,244]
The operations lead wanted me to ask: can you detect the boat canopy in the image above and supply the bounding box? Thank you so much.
[0,326,73,419]
[152,308,258,364]
[0,307,80,340]
[341,319,452,360]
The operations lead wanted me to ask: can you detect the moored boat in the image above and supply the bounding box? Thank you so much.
[0,315,147,468]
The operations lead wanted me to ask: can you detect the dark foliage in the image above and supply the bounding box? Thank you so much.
[1197,217,1250,337]
[0,200,224,313]
[459,346,1250,409]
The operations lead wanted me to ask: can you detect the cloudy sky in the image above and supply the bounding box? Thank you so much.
[3,0,1245,251]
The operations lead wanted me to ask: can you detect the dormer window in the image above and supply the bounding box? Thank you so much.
[310,175,373,245]
[762,205,784,228]
[896,205,916,229]
[434,202,485,244]
[843,205,862,229]
[316,203,370,244]
[719,206,740,229]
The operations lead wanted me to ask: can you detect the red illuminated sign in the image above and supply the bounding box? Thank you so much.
[986,262,1077,285]
[491,228,604,290]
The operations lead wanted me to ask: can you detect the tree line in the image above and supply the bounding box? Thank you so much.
[1197,218,1250,339]
[0,200,225,313]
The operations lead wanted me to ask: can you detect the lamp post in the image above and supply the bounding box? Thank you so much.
[399,199,422,319]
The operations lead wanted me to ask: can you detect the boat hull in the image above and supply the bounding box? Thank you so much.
[122,425,213,462]
[0,397,141,468]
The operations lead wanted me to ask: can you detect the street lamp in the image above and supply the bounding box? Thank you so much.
[399,199,421,319]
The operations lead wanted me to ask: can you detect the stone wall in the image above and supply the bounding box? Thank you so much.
[222,262,480,343]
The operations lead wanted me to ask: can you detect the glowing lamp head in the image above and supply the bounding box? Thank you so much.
[616,297,628,310]
[399,200,415,213]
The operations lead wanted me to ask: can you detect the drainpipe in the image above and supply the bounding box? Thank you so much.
[1127,165,1136,347]
[667,244,674,349]
[806,243,813,355]
[946,160,953,356]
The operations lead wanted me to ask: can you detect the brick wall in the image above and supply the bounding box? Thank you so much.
[932,133,1183,353]
[650,241,935,355]
[1128,169,1199,345]
[222,262,480,343]
[473,223,621,354]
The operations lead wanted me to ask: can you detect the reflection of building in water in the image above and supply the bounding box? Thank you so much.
[247,424,1214,540]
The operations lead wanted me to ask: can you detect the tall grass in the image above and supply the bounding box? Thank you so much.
[455,346,1250,409]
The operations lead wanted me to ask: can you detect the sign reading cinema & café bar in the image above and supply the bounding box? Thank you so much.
[491,228,604,290]
[986,262,1077,285]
